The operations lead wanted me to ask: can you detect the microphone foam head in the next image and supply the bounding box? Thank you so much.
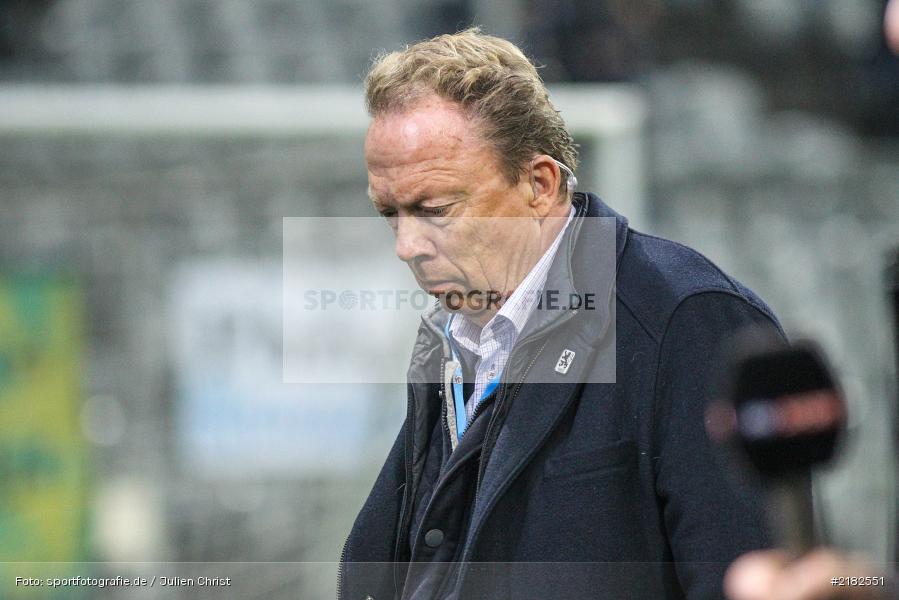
[707,327,846,478]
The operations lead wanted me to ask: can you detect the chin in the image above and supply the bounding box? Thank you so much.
[435,292,495,320]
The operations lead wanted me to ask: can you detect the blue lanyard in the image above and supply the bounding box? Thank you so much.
[444,315,503,439]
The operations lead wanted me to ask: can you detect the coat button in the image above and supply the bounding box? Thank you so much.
[424,528,445,548]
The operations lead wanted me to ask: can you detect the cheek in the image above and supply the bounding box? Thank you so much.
[461,230,503,285]
[428,228,477,279]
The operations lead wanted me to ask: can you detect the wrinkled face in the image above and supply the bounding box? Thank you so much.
[365,95,543,318]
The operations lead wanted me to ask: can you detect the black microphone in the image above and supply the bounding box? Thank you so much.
[707,328,847,555]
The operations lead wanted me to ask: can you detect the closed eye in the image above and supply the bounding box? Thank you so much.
[419,206,448,217]
[376,203,456,224]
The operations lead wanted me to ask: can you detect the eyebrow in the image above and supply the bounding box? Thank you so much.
[368,187,463,208]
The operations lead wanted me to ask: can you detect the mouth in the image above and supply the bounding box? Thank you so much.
[418,279,457,296]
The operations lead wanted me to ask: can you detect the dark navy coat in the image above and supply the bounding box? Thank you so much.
[339,194,782,600]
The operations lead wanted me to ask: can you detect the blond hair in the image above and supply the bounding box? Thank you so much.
[364,28,578,192]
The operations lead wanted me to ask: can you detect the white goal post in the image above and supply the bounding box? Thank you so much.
[0,84,648,228]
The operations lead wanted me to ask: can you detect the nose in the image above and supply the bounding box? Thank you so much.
[394,216,435,263]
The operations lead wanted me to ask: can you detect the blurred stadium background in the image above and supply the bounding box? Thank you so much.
[0,0,896,598]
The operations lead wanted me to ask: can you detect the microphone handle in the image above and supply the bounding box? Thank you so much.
[766,471,816,555]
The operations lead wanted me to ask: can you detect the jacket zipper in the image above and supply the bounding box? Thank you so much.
[439,357,453,451]
[336,534,349,600]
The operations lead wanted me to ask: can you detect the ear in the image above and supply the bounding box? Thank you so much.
[528,154,563,217]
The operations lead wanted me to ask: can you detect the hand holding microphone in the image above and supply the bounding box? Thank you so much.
[707,329,897,599]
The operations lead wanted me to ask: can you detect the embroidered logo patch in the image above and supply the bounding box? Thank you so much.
[555,349,576,374]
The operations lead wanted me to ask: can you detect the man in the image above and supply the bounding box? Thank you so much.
[340,28,783,600]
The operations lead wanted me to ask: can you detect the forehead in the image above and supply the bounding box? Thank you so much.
[364,96,489,169]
